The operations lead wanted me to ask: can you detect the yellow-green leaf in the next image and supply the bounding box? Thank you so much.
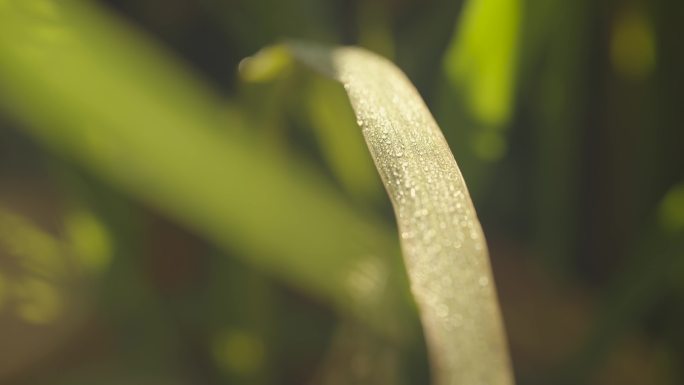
[0,0,412,338]
[443,0,521,128]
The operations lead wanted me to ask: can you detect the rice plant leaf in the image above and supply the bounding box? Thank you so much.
[0,0,413,338]
[290,42,514,385]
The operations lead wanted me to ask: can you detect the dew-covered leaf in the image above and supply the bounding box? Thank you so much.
[289,42,514,385]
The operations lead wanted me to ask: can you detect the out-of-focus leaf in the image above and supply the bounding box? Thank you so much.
[238,47,383,204]
[434,0,522,197]
[306,77,383,204]
[290,42,514,385]
[238,45,294,83]
[0,0,413,338]
[443,0,521,128]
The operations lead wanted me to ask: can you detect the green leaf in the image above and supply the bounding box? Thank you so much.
[305,76,383,204]
[289,42,514,385]
[443,0,521,128]
[0,0,413,338]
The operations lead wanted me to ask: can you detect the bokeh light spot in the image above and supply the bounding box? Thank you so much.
[65,209,112,274]
[212,329,265,375]
[658,183,684,233]
[0,208,64,278]
[345,256,386,305]
[14,278,62,324]
[611,8,656,80]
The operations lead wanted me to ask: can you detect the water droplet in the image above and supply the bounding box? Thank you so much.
[436,303,449,317]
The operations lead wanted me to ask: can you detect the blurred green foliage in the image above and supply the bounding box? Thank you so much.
[0,0,413,340]
[444,0,520,128]
[0,0,683,384]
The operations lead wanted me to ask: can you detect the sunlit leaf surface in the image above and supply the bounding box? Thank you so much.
[290,43,514,385]
[443,0,521,128]
[0,0,413,338]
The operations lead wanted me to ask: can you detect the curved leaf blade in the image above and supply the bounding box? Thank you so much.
[290,43,514,385]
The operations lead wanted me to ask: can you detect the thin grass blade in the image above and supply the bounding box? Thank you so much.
[290,42,514,385]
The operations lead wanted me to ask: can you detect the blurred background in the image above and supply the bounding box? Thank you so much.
[1,0,683,384]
